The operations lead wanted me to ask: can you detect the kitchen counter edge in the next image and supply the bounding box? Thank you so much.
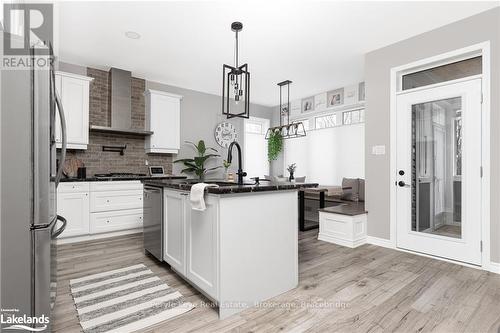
[141,180,319,194]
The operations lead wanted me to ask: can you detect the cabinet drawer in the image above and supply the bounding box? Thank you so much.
[58,182,90,193]
[90,190,143,212]
[90,181,142,192]
[90,209,143,234]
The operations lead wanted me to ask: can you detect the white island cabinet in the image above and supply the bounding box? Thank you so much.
[161,188,298,319]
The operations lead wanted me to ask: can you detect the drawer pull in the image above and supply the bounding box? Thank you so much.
[106,220,110,223]
[106,200,110,203]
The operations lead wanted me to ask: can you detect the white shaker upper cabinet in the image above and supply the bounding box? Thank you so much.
[55,71,93,150]
[145,89,183,154]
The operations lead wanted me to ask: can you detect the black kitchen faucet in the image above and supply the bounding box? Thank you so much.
[227,141,247,185]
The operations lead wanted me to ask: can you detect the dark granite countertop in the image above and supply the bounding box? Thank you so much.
[60,175,187,182]
[142,179,318,195]
[318,202,367,216]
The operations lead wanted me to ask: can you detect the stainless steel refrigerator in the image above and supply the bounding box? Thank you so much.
[1,32,68,331]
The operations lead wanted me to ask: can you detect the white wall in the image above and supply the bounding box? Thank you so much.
[284,123,365,184]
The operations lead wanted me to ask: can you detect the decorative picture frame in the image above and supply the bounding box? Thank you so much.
[301,96,315,113]
[327,88,344,107]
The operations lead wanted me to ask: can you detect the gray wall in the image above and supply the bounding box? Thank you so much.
[145,81,273,178]
[365,8,500,261]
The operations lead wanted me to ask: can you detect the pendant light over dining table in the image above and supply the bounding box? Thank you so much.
[265,80,306,140]
[222,22,250,119]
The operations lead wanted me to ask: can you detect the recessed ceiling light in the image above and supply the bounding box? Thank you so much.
[125,31,141,39]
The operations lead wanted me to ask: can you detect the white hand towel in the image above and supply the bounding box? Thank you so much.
[190,183,219,211]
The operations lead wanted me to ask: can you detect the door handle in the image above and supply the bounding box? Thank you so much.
[52,68,67,188]
[52,215,67,239]
[398,181,410,188]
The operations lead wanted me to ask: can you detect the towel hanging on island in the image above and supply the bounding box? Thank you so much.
[190,183,219,211]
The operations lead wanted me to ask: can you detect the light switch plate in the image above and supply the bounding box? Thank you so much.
[372,145,386,155]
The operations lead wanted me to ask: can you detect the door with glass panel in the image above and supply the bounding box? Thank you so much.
[396,79,482,265]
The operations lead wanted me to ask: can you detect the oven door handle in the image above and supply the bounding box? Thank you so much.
[52,215,67,239]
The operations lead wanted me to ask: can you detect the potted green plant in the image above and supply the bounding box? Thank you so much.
[174,140,221,181]
[287,163,297,182]
[268,131,283,161]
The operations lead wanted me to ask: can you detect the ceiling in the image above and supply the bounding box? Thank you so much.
[57,1,499,106]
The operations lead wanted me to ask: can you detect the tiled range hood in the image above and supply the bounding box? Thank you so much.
[90,67,153,136]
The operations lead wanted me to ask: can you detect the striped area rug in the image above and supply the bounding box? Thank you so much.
[69,264,194,333]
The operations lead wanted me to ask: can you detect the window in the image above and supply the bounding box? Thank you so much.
[244,117,270,178]
[315,113,337,129]
[402,56,482,90]
[342,109,364,125]
[245,121,263,134]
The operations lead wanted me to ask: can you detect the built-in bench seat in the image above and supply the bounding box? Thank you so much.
[317,199,368,248]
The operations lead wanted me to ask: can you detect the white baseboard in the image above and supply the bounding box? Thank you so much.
[56,228,143,245]
[366,236,500,275]
[366,236,395,249]
[488,261,500,274]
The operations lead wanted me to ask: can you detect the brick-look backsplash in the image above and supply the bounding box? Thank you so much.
[61,68,173,176]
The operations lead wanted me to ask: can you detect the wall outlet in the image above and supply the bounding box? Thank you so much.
[371,145,386,155]
[145,160,149,166]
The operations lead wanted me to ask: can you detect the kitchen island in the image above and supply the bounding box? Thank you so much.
[142,179,318,318]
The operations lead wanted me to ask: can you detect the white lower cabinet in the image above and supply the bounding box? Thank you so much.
[57,191,90,237]
[90,209,143,234]
[90,190,143,212]
[186,195,218,299]
[163,190,187,276]
[57,181,144,241]
[163,189,218,300]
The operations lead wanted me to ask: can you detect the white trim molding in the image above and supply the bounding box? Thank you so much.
[389,41,491,271]
[366,236,395,249]
[489,262,500,274]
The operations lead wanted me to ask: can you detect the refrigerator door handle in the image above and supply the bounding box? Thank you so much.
[52,69,67,188]
[52,215,67,239]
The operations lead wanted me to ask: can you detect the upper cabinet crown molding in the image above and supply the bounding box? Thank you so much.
[145,89,183,100]
[145,89,182,154]
[55,71,93,150]
[55,71,94,82]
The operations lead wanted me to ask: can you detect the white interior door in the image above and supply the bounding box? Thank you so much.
[396,79,482,265]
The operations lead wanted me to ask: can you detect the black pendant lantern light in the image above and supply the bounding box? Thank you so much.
[222,22,250,119]
[266,80,306,139]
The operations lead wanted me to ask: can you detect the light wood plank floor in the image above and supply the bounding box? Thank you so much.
[54,230,500,333]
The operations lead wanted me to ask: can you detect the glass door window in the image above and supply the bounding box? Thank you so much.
[411,97,462,239]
